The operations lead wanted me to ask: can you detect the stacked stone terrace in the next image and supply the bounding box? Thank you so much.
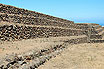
[0,4,75,27]
[0,3,85,41]
[89,24,104,42]
[0,3,104,69]
[75,23,104,42]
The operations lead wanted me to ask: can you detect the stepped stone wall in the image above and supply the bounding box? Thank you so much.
[77,23,104,42]
[0,3,74,28]
[0,3,103,42]
[0,3,104,69]
[76,23,104,42]
[75,23,89,29]
[0,3,86,41]
[2,3,104,42]
[0,13,75,28]
[0,24,84,41]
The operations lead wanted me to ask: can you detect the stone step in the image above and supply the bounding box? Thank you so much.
[98,29,104,36]
[90,35,102,39]
[94,25,102,29]
[0,21,82,31]
[0,13,75,28]
[0,4,73,24]
[0,13,74,25]
[89,27,104,35]
[75,23,89,29]
[90,39,104,43]
[0,23,84,41]
[91,24,99,25]
[96,27,104,33]
[90,26,104,42]
[90,29,104,40]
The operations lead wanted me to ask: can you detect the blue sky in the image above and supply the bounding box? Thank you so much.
[0,0,104,26]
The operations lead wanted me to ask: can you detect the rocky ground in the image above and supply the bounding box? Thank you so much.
[0,35,103,69]
[0,35,87,69]
[0,36,85,59]
[0,36,104,69]
[38,43,104,69]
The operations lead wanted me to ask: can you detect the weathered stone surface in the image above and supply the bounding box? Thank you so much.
[0,24,84,41]
[0,3,74,28]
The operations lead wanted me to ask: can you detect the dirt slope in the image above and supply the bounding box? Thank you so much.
[0,35,86,63]
[39,43,104,69]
